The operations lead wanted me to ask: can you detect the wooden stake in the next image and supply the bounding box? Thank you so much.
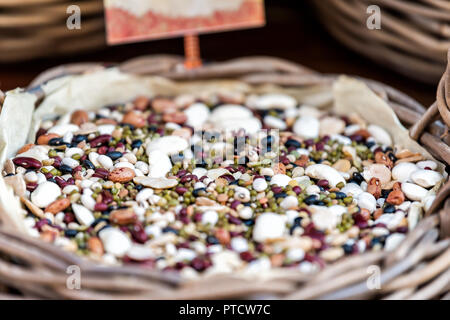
[184,34,202,69]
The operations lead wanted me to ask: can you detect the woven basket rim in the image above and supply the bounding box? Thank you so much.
[0,55,448,300]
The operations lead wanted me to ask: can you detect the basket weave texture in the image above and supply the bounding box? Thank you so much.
[0,0,104,62]
[0,55,449,300]
[311,0,450,84]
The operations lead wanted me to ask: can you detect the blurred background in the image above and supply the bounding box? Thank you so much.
[0,0,445,106]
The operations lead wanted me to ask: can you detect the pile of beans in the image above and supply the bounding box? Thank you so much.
[3,91,445,277]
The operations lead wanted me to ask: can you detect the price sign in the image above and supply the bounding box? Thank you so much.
[104,0,265,45]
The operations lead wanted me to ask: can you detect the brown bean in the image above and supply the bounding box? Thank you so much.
[367,177,381,199]
[108,167,135,183]
[134,96,150,111]
[214,228,230,245]
[110,209,137,225]
[151,98,177,113]
[162,111,187,124]
[45,198,71,214]
[87,237,104,255]
[294,155,309,167]
[386,190,405,205]
[122,111,146,128]
[17,143,34,154]
[70,110,89,126]
[375,152,393,169]
[37,133,60,145]
[96,118,117,125]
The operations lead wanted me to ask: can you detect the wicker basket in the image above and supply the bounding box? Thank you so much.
[0,0,105,62]
[311,0,450,84]
[0,54,448,300]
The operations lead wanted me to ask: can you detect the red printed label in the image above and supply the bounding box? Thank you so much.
[104,0,265,45]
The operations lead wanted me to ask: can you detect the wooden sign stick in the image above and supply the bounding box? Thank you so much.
[184,34,202,69]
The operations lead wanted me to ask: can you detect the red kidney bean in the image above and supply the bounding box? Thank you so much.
[228,215,242,225]
[13,157,42,169]
[225,166,237,173]
[130,223,147,244]
[271,186,283,194]
[89,134,111,147]
[44,172,53,180]
[179,208,188,217]
[219,174,234,183]
[230,200,241,210]
[147,114,157,124]
[180,174,197,183]
[317,179,329,187]
[93,168,109,179]
[190,258,207,271]
[315,142,325,151]
[180,217,190,224]
[293,186,302,194]
[26,182,38,192]
[35,219,49,230]
[94,203,108,211]
[193,213,202,222]
[175,187,188,195]
[63,212,76,224]
[176,169,187,178]
[51,156,62,168]
[101,190,113,204]
[98,146,108,155]
[54,176,67,188]
[239,251,255,262]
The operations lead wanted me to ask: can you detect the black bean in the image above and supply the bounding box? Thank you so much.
[334,192,347,199]
[285,139,301,149]
[72,135,88,144]
[162,227,179,235]
[304,195,318,205]
[131,139,143,149]
[383,204,396,213]
[293,217,303,227]
[342,243,354,254]
[64,229,78,237]
[243,219,255,226]
[106,151,123,161]
[206,235,220,245]
[274,192,287,199]
[381,189,391,198]
[352,172,365,185]
[59,164,73,174]
[48,137,64,146]
[388,152,397,162]
[82,159,95,170]
[193,188,207,197]
[365,141,376,148]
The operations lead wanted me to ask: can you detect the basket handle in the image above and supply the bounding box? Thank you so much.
[410,50,450,163]
[409,50,450,235]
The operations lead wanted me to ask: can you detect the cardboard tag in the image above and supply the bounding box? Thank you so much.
[104,0,265,45]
